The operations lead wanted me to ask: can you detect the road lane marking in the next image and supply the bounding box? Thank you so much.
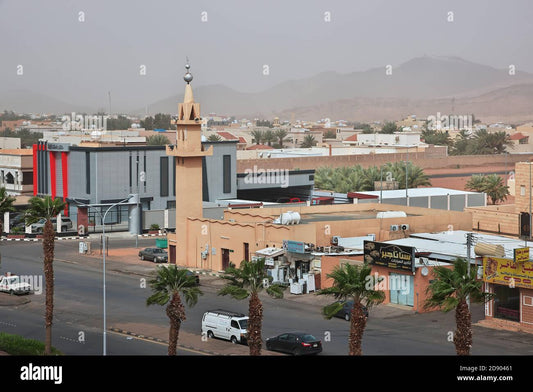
[107,329,210,355]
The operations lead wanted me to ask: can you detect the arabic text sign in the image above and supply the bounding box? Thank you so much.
[364,241,415,271]
[483,256,533,289]
[514,247,530,263]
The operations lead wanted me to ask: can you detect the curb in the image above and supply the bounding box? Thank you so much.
[1,236,84,242]
[108,327,222,355]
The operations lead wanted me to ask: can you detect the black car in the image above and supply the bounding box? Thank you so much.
[265,332,322,355]
[333,300,369,321]
[138,248,168,263]
[183,269,200,286]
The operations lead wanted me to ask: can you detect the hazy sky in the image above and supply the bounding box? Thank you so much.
[1,0,532,112]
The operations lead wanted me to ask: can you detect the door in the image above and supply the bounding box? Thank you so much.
[222,248,230,270]
[390,273,414,307]
[169,245,176,264]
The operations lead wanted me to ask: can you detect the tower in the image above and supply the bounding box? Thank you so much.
[167,62,212,266]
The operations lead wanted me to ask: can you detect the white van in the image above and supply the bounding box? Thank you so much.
[201,309,249,344]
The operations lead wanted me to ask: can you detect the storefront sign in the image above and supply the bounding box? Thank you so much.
[363,241,415,272]
[514,247,530,263]
[47,143,70,152]
[483,256,533,289]
[283,240,305,254]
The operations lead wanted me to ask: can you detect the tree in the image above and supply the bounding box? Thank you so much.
[146,134,170,146]
[263,129,276,147]
[146,265,202,355]
[207,134,222,142]
[274,128,289,147]
[140,116,154,130]
[24,196,66,355]
[450,130,471,155]
[105,116,131,130]
[301,134,317,148]
[382,162,431,189]
[471,130,512,155]
[422,129,453,146]
[380,122,399,134]
[0,187,16,235]
[318,263,385,355]
[465,174,509,205]
[250,129,265,145]
[218,258,285,355]
[425,258,493,355]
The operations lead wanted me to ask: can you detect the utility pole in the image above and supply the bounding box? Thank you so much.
[405,146,409,206]
[466,232,474,308]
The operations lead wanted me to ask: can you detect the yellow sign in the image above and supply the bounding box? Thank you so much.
[514,247,530,263]
[483,256,533,289]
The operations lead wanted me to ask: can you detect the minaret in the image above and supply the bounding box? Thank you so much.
[167,61,212,266]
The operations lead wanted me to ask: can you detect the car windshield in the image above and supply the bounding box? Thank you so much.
[238,319,248,329]
[300,334,317,342]
[7,277,20,284]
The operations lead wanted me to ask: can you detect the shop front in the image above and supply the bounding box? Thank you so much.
[282,240,317,294]
[483,256,533,331]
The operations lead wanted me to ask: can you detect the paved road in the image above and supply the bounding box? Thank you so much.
[1,237,533,355]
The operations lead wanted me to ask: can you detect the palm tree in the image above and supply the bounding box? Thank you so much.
[318,263,385,355]
[263,129,276,147]
[0,187,16,267]
[466,174,509,205]
[24,196,66,355]
[301,134,317,148]
[146,265,202,355]
[250,129,265,145]
[207,134,222,142]
[425,258,493,355]
[146,134,170,146]
[274,128,289,147]
[218,258,285,355]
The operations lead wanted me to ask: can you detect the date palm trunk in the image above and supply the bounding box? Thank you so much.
[248,291,263,356]
[454,299,472,355]
[43,220,55,355]
[348,301,367,356]
[166,292,185,356]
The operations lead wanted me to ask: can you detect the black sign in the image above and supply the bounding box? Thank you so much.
[364,240,415,272]
[520,212,530,239]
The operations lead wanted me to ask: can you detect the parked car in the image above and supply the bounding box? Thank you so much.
[201,310,249,344]
[265,332,322,355]
[30,217,73,233]
[8,213,26,231]
[333,300,369,321]
[138,248,168,263]
[0,275,31,295]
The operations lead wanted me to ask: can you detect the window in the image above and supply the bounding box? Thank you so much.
[521,186,526,196]
[231,320,239,329]
[160,157,169,197]
[243,242,249,262]
[223,155,231,193]
[520,137,529,145]
[278,334,289,341]
[166,200,176,209]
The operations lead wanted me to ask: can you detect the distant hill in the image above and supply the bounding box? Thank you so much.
[141,56,533,123]
[3,56,533,123]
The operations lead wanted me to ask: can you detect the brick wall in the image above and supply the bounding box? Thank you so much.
[468,205,519,236]
[514,162,533,214]
[521,288,533,327]
[237,151,533,173]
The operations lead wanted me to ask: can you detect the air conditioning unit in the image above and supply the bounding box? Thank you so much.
[400,224,410,231]
[390,225,399,232]
[324,246,331,253]
[331,236,340,245]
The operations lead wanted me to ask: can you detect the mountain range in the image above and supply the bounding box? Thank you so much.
[2,56,533,123]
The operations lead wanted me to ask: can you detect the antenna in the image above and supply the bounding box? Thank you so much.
[108,91,112,115]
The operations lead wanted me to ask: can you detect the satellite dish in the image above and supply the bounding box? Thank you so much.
[421,267,429,277]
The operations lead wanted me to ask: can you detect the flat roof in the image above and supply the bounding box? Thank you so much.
[358,187,480,198]
[301,211,418,223]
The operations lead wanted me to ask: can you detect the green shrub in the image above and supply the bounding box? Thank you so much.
[0,332,62,355]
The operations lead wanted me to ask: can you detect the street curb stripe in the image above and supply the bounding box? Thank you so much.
[108,327,222,355]
[1,236,83,242]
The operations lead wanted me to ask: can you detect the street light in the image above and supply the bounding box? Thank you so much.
[100,197,131,356]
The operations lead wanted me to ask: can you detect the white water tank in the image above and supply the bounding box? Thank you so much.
[273,211,301,225]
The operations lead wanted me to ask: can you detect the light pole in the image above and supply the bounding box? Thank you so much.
[405,145,409,205]
[101,197,130,356]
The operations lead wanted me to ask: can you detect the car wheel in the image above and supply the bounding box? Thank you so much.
[207,331,214,339]
[9,290,14,296]
[344,313,350,321]
[230,336,238,344]
[266,343,271,351]
[292,348,301,356]
[141,255,145,260]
